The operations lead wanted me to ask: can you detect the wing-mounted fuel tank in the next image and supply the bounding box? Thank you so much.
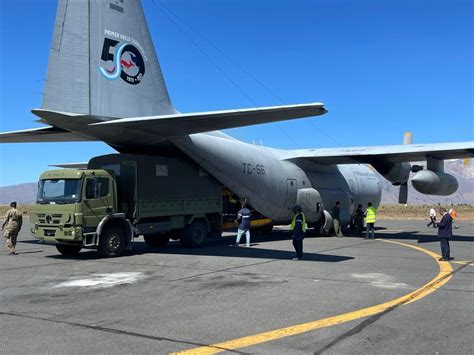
[411,170,458,195]
[411,157,458,195]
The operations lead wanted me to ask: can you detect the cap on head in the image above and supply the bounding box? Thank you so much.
[368,202,372,207]
[10,201,17,208]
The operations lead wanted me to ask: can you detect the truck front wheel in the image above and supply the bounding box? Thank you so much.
[56,244,81,256]
[98,225,126,257]
[181,220,207,248]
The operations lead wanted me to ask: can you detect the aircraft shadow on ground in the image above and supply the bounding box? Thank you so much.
[39,229,353,262]
[22,226,472,261]
[135,243,354,263]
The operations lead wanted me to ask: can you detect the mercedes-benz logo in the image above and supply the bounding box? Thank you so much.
[45,215,53,224]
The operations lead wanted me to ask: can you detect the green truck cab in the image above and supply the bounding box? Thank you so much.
[31,154,224,257]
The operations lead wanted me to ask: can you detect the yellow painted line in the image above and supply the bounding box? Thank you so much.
[172,239,453,354]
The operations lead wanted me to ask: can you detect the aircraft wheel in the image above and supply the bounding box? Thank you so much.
[56,244,81,256]
[98,225,126,257]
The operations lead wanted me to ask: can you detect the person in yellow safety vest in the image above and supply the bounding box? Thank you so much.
[290,205,306,260]
[364,202,376,240]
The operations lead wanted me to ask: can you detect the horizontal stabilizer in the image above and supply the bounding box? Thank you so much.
[0,126,94,143]
[282,142,474,164]
[90,102,327,136]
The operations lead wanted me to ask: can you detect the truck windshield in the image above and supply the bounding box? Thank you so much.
[37,179,82,204]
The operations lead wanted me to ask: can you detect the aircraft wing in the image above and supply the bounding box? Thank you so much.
[1,103,326,145]
[0,126,95,143]
[281,142,474,164]
[89,102,327,136]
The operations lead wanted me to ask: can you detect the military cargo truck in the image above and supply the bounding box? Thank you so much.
[31,153,226,257]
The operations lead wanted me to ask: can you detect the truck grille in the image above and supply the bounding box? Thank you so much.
[37,213,63,224]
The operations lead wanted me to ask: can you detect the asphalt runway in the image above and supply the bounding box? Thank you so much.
[1,219,473,354]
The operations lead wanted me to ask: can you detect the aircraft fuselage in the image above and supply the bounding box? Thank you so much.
[172,133,381,225]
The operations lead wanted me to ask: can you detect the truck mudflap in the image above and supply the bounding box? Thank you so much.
[83,214,134,250]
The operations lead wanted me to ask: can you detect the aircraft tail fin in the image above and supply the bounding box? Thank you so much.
[42,0,176,119]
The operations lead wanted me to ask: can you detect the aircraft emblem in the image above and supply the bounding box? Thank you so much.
[99,37,145,85]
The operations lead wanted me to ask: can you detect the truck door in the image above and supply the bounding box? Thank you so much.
[83,177,114,230]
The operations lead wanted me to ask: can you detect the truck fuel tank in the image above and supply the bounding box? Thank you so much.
[411,170,458,195]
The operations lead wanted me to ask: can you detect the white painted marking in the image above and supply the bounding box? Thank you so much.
[53,272,146,289]
[351,272,410,289]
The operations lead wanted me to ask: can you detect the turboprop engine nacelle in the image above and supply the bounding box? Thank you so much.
[411,170,458,195]
[375,162,411,185]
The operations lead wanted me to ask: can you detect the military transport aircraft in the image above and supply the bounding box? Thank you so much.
[1,0,473,226]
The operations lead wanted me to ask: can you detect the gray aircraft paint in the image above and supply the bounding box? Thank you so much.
[1,0,473,225]
[43,0,175,118]
[171,134,381,223]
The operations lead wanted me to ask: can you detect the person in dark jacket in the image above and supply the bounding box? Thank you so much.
[290,205,306,260]
[437,207,453,261]
[354,204,364,237]
[234,202,252,247]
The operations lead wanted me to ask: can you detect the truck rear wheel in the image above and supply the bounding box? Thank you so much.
[144,234,170,248]
[98,225,126,257]
[181,220,207,248]
[56,244,81,256]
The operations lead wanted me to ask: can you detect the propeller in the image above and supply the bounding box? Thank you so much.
[398,132,412,204]
[398,183,408,204]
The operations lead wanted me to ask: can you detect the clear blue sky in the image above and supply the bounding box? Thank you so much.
[0,0,472,186]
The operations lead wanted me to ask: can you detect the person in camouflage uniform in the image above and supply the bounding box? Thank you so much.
[2,201,22,255]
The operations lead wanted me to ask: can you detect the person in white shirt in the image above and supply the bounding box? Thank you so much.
[427,207,437,228]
